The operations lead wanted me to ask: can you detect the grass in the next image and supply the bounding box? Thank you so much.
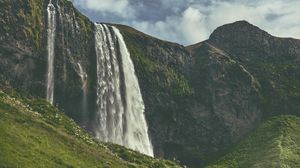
[107,143,181,168]
[206,115,300,168]
[0,89,182,168]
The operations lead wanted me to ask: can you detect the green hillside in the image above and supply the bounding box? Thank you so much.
[207,115,300,168]
[0,89,181,168]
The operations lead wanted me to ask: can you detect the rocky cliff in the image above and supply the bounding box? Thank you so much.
[208,21,300,118]
[1,0,300,167]
[0,0,97,131]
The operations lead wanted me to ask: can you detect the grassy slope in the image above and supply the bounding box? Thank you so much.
[0,89,181,168]
[206,115,300,168]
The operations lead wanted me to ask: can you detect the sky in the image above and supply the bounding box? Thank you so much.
[72,0,300,45]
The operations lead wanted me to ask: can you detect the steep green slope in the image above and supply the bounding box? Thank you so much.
[207,115,300,168]
[0,89,181,168]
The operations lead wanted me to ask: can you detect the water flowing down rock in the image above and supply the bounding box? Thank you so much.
[77,62,88,124]
[46,0,56,104]
[94,23,154,156]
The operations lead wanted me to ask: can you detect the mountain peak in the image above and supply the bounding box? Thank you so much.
[207,20,300,63]
[209,20,270,42]
[207,20,276,54]
[222,20,254,27]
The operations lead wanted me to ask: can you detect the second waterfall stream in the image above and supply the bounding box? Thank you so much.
[94,23,154,156]
[46,0,56,104]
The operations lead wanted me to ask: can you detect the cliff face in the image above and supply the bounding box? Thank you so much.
[0,0,97,130]
[1,1,300,168]
[187,42,262,166]
[0,0,47,97]
[207,21,300,118]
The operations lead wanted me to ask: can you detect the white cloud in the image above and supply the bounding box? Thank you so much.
[73,0,135,18]
[180,7,209,44]
[131,7,209,44]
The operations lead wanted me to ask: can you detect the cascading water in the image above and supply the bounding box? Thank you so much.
[46,0,56,104]
[77,63,88,123]
[94,23,154,156]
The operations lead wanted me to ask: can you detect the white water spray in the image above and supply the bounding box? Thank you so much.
[94,23,153,156]
[46,0,56,104]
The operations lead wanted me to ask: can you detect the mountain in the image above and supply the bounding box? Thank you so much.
[207,21,300,117]
[184,21,300,166]
[1,0,300,167]
[117,24,263,167]
[207,115,300,167]
[0,87,181,168]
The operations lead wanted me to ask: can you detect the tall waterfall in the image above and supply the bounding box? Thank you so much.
[94,23,153,156]
[46,0,56,104]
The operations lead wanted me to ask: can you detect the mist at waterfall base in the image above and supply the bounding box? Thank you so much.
[94,23,153,156]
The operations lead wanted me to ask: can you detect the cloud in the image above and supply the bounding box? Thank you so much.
[180,7,209,44]
[130,7,209,44]
[73,0,135,18]
[73,0,300,45]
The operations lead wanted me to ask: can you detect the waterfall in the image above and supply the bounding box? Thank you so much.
[77,63,88,124]
[94,23,154,156]
[46,0,56,104]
